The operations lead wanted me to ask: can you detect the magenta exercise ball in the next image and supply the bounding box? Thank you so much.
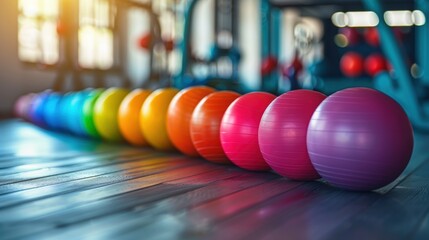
[220,92,276,171]
[307,88,414,191]
[259,90,327,180]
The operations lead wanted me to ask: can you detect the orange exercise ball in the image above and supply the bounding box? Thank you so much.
[190,91,240,164]
[167,86,216,156]
[93,88,129,142]
[118,89,151,146]
[140,88,179,151]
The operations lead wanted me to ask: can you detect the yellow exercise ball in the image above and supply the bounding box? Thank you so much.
[140,88,179,151]
[118,89,151,146]
[94,88,130,142]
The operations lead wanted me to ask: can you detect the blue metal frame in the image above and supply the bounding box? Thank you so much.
[173,0,199,89]
[363,0,429,130]
[173,0,243,91]
[260,0,281,93]
[417,0,429,85]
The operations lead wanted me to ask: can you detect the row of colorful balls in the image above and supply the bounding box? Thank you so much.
[14,86,414,191]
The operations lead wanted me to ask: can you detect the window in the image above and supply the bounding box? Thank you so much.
[18,0,60,65]
[79,0,115,69]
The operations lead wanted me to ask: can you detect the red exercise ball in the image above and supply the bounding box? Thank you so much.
[138,33,152,49]
[340,52,364,77]
[364,28,379,46]
[167,86,216,156]
[220,92,276,171]
[282,56,303,77]
[339,27,361,45]
[365,27,403,47]
[164,38,175,52]
[365,54,387,77]
[259,90,326,180]
[190,91,241,164]
[261,56,278,76]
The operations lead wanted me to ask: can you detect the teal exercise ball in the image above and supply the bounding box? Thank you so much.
[57,92,76,132]
[69,89,93,136]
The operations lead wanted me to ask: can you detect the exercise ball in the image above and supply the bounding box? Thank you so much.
[141,88,179,151]
[167,86,216,156]
[14,94,32,119]
[118,89,151,146]
[261,55,278,76]
[57,92,74,132]
[93,88,129,142]
[364,53,386,77]
[364,27,379,46]
[82,89,104,138]
[220,92,276,171]
[364,27,402,47]
[28,90,51,127]
[190,91,241,164]
[307,88,414,191]
[339,27,361,45]
[67,91,82,135]
[340,52,363,77]
[43,92,62,130]
[63,92,81,133]
[259,90,326,180]
[138,33,152,49]
[20,93,38,122]
[69,89,93,136]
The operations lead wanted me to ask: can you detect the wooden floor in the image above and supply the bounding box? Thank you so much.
[1,119,429,240]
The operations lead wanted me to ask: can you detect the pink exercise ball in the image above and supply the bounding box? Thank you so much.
[220,92,276,171]
[259,90,326,180]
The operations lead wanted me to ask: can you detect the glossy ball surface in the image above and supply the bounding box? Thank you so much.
[190,91,240,164]
[220,92,276,171]
[259,90,326,180]
[141,88,179,151]
[307,88,414,191]
[167,86,216,156]
[93,88,129,142]
[118,89,151,146]
[340,52,364,77]
[82,89,104,138]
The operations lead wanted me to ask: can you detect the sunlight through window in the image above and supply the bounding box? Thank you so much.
[78,0,115,69]
[18,0,59,65]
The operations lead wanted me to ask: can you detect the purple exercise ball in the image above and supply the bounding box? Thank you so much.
[307,87,414,191]
[14,94,32,119]
[21,93,38,122]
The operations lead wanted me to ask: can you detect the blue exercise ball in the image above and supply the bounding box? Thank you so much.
[43,92,62,130]
[28,90,52,127]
